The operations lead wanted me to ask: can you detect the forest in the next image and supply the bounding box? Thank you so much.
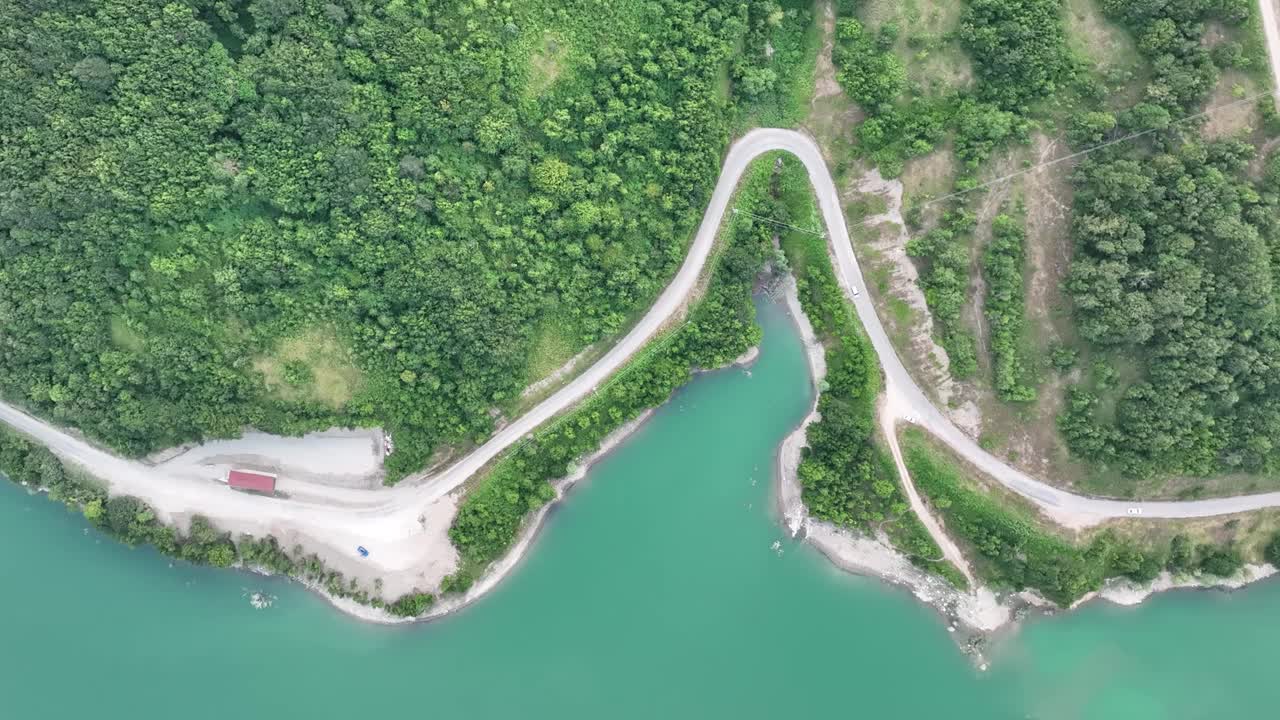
[0,0,807,480]
[1061,140,1280,478]
[1048,0,1280,481]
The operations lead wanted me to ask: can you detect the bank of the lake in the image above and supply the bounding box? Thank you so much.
[3,298,1280,718]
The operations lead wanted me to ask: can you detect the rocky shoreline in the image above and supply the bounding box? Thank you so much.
[768,272,1280,666]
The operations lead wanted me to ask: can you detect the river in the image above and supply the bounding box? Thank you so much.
[2,298,1279,718]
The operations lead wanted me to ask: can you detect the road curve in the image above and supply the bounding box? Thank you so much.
[7,129,1280,575]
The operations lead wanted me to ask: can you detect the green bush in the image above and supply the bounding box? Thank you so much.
[906,210,979,378]
[983,213,1037,402]
[1264,533,1280,567]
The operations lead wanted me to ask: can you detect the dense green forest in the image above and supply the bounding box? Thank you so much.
[0,0,809,480]
[958,0,1077,112]
[1049,0,1280,481]
[1062,139,1280,478]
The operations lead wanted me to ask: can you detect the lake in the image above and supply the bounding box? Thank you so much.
[2,298,1278,718]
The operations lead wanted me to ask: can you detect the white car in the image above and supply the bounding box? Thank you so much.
[851,286,860,297]
[1126,507,1143,516]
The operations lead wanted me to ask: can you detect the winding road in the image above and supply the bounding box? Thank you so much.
[5,19,1280,591]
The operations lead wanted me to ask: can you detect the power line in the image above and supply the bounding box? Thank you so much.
[731,207,825,237]
[920,88,1280,208]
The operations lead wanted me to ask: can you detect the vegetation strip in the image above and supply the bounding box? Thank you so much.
[774,156,966,588]
[982,212,1036,403]
[902,428,1272,606]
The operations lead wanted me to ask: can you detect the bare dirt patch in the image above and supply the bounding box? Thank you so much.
[805,1,864,176]
[811,1,843,103]
[854,171,980,431]
[901,145,955,199]
[1202,70,1263,139]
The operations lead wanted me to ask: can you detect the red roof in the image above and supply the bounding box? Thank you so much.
[227,469,276,493]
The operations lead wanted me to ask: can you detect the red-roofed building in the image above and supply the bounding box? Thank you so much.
[225,469,277,495]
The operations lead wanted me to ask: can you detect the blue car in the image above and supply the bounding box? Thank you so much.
[357,546,369,558]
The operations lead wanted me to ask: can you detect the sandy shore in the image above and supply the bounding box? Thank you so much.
[732,345,761,368]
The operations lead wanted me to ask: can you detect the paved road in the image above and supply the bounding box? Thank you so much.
[1261,0,1280,113]
[8,128,1280,580]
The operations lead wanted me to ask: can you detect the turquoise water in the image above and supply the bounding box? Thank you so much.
[2,299,1279,718]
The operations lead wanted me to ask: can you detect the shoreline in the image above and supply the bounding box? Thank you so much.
[420,409,657,622]
[248,293,776,623]
[771,273,1010,661]
[215,283,1280,638]
[270,409,663,626]
[220,409,662,626]
[12,283,1280,646]
[767,273,1280,665]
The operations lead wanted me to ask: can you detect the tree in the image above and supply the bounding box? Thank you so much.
[105,495,144,537]
[832,19,905,109]
[1168,534,1194,573]
[958,0,1075,111]
[71,56,115,96]
[1062,139,1280,477]
[1265,533,1280,567]
[1068,112,1117,146]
